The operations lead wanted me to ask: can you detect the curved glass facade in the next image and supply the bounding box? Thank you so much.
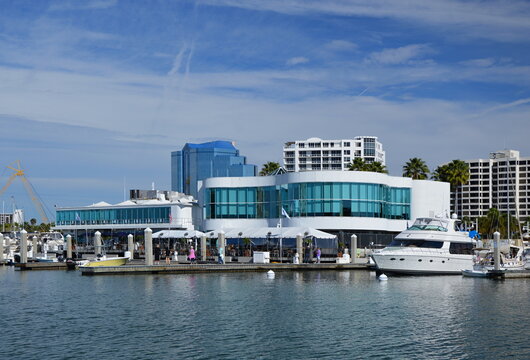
[56,207,171,226]
[205,182,410,220]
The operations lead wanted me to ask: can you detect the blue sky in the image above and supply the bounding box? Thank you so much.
[1,0,530,221]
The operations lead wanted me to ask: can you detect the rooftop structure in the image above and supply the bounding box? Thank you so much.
[283,136,385,172]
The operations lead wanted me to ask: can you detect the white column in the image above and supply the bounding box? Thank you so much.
[32,236,38,259]
[128,234,134,260]
[493,231,501,271]
[20,229,28,263]
[66,234,72,259]
[200,235,207,261]
[0,233,4,262]
[351,234,358,264]
[94,231,102,256]
[144,228,153,266]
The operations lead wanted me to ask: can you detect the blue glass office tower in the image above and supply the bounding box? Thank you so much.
[171,141,257,198]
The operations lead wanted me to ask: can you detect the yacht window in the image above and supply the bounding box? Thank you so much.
[449,243,474,255]
[408,218,448,232]
[388,239,443,248]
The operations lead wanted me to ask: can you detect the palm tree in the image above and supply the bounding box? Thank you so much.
[259,161,280,176]
[444,160,470,217]
[431,164,449,181]
[365,161,388,174]
[403,158,429,179]
[348,158,366,171]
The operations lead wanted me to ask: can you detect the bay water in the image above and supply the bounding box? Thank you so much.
[1,267,529,359]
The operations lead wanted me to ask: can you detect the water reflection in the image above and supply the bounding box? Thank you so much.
[1,268,530,360]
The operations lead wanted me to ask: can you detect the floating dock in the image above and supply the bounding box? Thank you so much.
[80,263,371,276]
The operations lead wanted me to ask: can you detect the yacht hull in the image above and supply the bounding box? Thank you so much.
[372,253,473,275]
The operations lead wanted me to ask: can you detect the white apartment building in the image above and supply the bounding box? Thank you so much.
[456,150,530,220]
[283,136,385,172]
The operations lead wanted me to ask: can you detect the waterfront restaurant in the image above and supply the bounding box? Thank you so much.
[198,170,450,248]
[54,190,199,246]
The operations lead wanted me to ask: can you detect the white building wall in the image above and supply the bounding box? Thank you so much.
[200,171,449,233]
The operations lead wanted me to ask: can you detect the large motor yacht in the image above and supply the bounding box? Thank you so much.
[371,214,476,275]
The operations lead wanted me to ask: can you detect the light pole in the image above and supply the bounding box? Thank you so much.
[490,151,511,241]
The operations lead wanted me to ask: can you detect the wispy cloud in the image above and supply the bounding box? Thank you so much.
[326,40,358,52]
[49,0,118,11]
[202,0,530,42]
[365,44,433,65]
[286,56,309,66]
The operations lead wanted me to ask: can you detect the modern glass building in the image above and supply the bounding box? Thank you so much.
[205,183,410,220]
[199,171,450,245]
[171,141,256,198]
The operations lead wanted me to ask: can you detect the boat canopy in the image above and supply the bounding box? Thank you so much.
[152,230,205,239]
[203,227,336,239]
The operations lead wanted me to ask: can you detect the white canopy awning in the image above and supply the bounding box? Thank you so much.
[203,227,336,239]
[152,230,205,239]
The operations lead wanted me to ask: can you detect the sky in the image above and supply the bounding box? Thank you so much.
[1,0,530,222]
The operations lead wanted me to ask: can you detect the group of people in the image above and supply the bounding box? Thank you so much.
[303,245,322,263]
[153,244,196,265]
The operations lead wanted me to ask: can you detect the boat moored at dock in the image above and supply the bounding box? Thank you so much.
[371,214,476,275]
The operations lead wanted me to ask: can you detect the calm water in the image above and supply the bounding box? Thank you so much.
[1,267,529,360]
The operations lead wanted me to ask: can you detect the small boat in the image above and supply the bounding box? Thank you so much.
[79,255,129,267]
[462,245,526,277]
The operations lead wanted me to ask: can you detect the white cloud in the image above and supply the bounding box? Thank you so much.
[286,56,309,66]
[366,44,432,65]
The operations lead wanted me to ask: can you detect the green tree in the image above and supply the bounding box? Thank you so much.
[348,158,367,171]
[365,161,388,174]
[403,157,430,179]
[259,161,280,176]
[431,164,449,181]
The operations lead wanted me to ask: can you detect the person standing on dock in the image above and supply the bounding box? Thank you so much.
[165,247,171,265]
[189,246,196,264]
[316,248,321,264]
[154,244,161,265]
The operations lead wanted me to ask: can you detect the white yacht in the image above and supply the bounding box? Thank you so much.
[372,214,476,275]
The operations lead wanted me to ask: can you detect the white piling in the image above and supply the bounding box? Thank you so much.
[351,234,358,263]
[66,234,72,259]
[493,231,501,271]
[218,231,225,264]
[200,235,207,261]
[144,228,153,266]
[20,229,28,263]
[296,233,303,263]
[128,234,134,260]
[32,236,38,259]
[94,231,102,256]
[0,233,4,262]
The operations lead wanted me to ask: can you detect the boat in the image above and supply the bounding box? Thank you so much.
[462,245,526,277]
[371,214,476,275]
[79,255,129,267]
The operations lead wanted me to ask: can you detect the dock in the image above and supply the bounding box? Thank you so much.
[80,262,371,276]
